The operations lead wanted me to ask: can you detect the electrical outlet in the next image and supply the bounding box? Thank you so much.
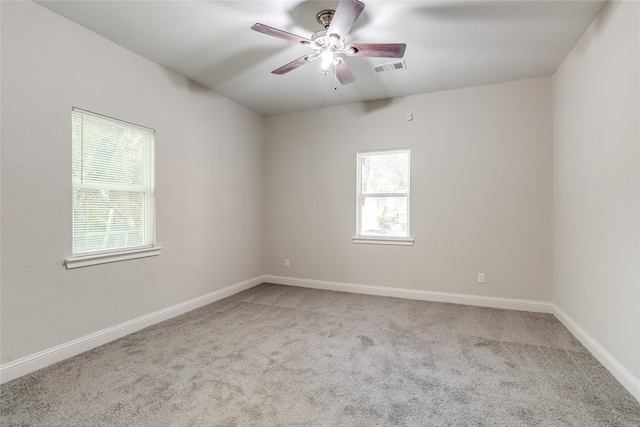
[478,273,485,284]
[284,259,290,268]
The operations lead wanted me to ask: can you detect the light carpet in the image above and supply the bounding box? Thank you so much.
[2,283,640,426]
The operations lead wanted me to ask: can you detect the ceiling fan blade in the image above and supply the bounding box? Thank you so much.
[251,23,311,45]
[272,55,313,75]
[335,59,356,85]
[346,43,407,58]
[327,0,365,41]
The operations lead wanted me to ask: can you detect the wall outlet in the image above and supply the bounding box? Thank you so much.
[477,273,485,284]
[284,259,290,268]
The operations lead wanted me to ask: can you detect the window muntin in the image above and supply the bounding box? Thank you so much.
[72,108,155,256]
[356,149,410,238]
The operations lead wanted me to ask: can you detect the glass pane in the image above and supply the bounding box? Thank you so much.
[74,114,149,187]
[360,196,408,236]
[73,188,145,253]
[361,151,409,194]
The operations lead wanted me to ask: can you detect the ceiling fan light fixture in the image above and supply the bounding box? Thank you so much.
[321,49,338,71]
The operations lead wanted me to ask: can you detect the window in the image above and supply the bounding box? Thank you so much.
[66,108,160,268]
[354,148,413,245]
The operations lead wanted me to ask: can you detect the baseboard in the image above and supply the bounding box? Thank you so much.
[5,275,638,404]
[263,275,554,313]
[0,275,264,384]
[553,304,640,403]
[264,275,639,403]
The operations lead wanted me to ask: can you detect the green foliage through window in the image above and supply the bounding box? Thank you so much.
[72,109,155,255]
[357,149,410,237]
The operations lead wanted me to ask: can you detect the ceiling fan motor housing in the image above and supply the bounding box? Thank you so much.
[311,9,350,58]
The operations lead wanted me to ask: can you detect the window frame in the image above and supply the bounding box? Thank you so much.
[353,148,414,246]
[65,108,161,269]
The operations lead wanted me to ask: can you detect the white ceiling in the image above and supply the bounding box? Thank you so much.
[35,0,606,116]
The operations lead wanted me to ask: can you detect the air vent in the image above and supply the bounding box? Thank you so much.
[373,60,407,74]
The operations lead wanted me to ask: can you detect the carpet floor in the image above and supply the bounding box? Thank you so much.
[2,283,640,426]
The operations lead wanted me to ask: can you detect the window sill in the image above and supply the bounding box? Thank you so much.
[65,246,163,269]
[352,237,414,246]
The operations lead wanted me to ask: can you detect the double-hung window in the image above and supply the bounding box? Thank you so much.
[354,148,413,245]
[66,108,160,268]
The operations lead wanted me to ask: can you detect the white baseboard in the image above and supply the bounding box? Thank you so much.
[0,275,263,384]
[5,274,638,405]
[265,275,639,403]
[266,275,640,403]
[263,275,554,313]
[553,304,640,403]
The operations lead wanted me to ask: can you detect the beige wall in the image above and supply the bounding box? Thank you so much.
[0,1,265,364]
[265,77,554,302]
[553,0,640,379]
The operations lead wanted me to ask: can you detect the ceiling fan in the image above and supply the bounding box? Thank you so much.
[251,0,406,85]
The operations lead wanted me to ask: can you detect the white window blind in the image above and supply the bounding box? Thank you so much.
[72,108,155,256]
[356,148,410,239]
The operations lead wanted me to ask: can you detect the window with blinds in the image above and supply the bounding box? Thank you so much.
[72,108,155,256]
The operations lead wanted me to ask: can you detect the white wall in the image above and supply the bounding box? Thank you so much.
[265,77,553,302]
[0,2,264,365]
[553,0,640,382]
